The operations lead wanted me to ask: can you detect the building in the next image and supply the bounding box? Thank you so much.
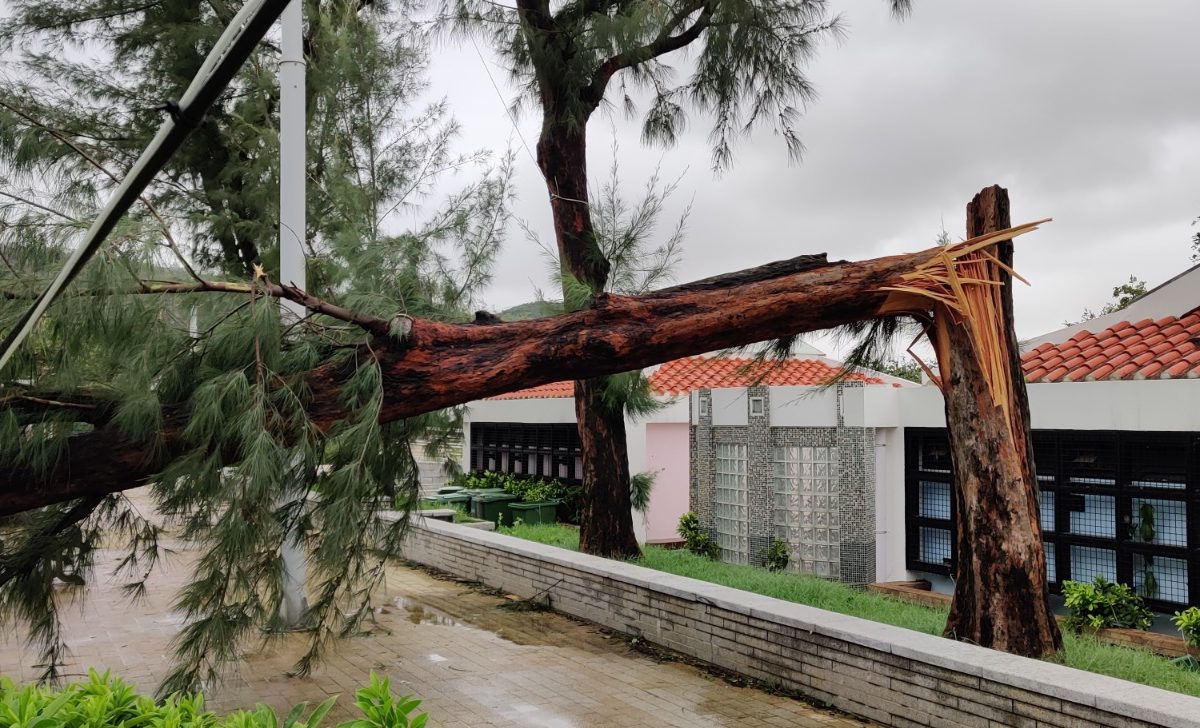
[459,347,909,544]
[689,264,1200,611]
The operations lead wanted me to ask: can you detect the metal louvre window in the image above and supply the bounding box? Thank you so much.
[469,423,583,484]
[715,443,749,564]
[772,446,840,577]
[905,428,1200,609]
[905,432,955,573]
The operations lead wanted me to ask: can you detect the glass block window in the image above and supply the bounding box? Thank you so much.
[715,443,748,564]
[772,445,839,577]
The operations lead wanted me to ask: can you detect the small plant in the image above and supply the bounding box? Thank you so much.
[761,539,789,572]
[1129,502,1159,599]
[1062,575,1154,631]
[1173,607,1200,648]
[677,512,720,560]
[0,670,427,728]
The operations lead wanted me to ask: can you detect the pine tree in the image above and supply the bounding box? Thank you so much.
[0,0,511,690]
[443,0,910,557]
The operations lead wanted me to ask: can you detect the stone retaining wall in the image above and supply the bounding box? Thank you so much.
[401,517,1200,728]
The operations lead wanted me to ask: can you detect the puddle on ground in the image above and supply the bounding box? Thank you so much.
[391,596,460,627]
[383,593,578,648]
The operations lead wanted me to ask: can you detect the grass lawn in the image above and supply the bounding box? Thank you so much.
[500,522,1200,698]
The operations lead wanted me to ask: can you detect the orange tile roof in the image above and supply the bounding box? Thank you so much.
[649,356,884,395]
[487,356,885,400]
[1021,309,1200,383]
[487,381,575,400]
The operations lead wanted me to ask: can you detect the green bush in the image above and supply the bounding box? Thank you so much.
[676,512,719,560]
[0,670,427,728]
[760,539,789,572]
[1062,576,1154,631]
[1174,607,1200,648]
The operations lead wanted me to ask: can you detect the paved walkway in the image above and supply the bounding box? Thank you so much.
[0,528,869,727]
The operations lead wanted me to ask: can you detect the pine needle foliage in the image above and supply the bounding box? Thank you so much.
[443,0,908,171]
[0,0,511,694]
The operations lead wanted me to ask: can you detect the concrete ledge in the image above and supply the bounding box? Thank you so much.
[401,518,1200,728]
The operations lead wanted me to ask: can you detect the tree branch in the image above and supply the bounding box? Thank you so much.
[0,222,1046,517]
[586,0,713,104]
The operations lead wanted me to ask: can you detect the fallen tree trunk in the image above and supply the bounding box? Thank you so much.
[0,223,1041,517]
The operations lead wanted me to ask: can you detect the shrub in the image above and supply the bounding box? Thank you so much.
[1062,576,1154,631]
[761,539,789,572]
[0,670,426,728]
[676,512,719,560]
[1174,607,1200,647]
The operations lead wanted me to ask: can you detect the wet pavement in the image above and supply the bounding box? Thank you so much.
[0,515,870,727]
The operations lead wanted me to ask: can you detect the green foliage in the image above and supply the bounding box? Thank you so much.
[446,0,907,171]
[1062,576,1154,632]
[506,523,1200,698]
[676,512,719,560]
[858,357,922,383]
[1066,275,1149,326]
[0,670,426,728]
[0,0,511,693]
[629,472,655,515]
[760,539,789,572]
[1129,502,1159,599]
[1173,607,1200,648]
[449,471,583,519]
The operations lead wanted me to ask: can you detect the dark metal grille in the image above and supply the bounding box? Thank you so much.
[905,428,1200,610]
[469,422,583,484]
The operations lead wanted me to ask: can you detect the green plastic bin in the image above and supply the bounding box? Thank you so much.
[509,501,558,526]
[471,493,520,526]
[436,492,472,507]
[436,486,464,495]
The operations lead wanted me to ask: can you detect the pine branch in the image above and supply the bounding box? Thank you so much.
[586,0,713,104]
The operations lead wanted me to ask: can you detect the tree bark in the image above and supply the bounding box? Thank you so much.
[535,94,639,558]
[1,222,1039,520]
[574,378,640,558]
[0,241,917,515]
[938,187,1062,657]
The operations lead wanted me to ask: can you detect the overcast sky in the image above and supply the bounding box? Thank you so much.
[418,0,1200,346]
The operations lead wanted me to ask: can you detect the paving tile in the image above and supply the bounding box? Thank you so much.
[0,495,873,728]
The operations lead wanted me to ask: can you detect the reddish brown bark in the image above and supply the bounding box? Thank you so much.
[3,243,953,517]
[533,75,639,558]
[574,378,640,558]
[939,186,1062,657]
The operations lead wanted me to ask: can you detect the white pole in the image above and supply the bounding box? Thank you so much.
[278,0,308,629]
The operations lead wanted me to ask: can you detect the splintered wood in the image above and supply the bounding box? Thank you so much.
[877,219,1050,435]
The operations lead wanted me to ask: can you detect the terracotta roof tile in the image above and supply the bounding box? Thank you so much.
[488,356,890,400]
[1165,361,1191,378]
[1022,307,1200,383]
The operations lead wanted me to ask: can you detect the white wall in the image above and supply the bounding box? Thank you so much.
[710,388,748,426]
[767,386,839,427]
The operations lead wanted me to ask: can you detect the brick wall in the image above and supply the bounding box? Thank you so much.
[401,517,1200,728]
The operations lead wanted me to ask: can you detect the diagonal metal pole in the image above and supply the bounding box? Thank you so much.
[0,0,292,371]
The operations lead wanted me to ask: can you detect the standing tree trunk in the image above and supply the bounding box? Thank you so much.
[936,186,1063,656]
[536,116,640,558]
